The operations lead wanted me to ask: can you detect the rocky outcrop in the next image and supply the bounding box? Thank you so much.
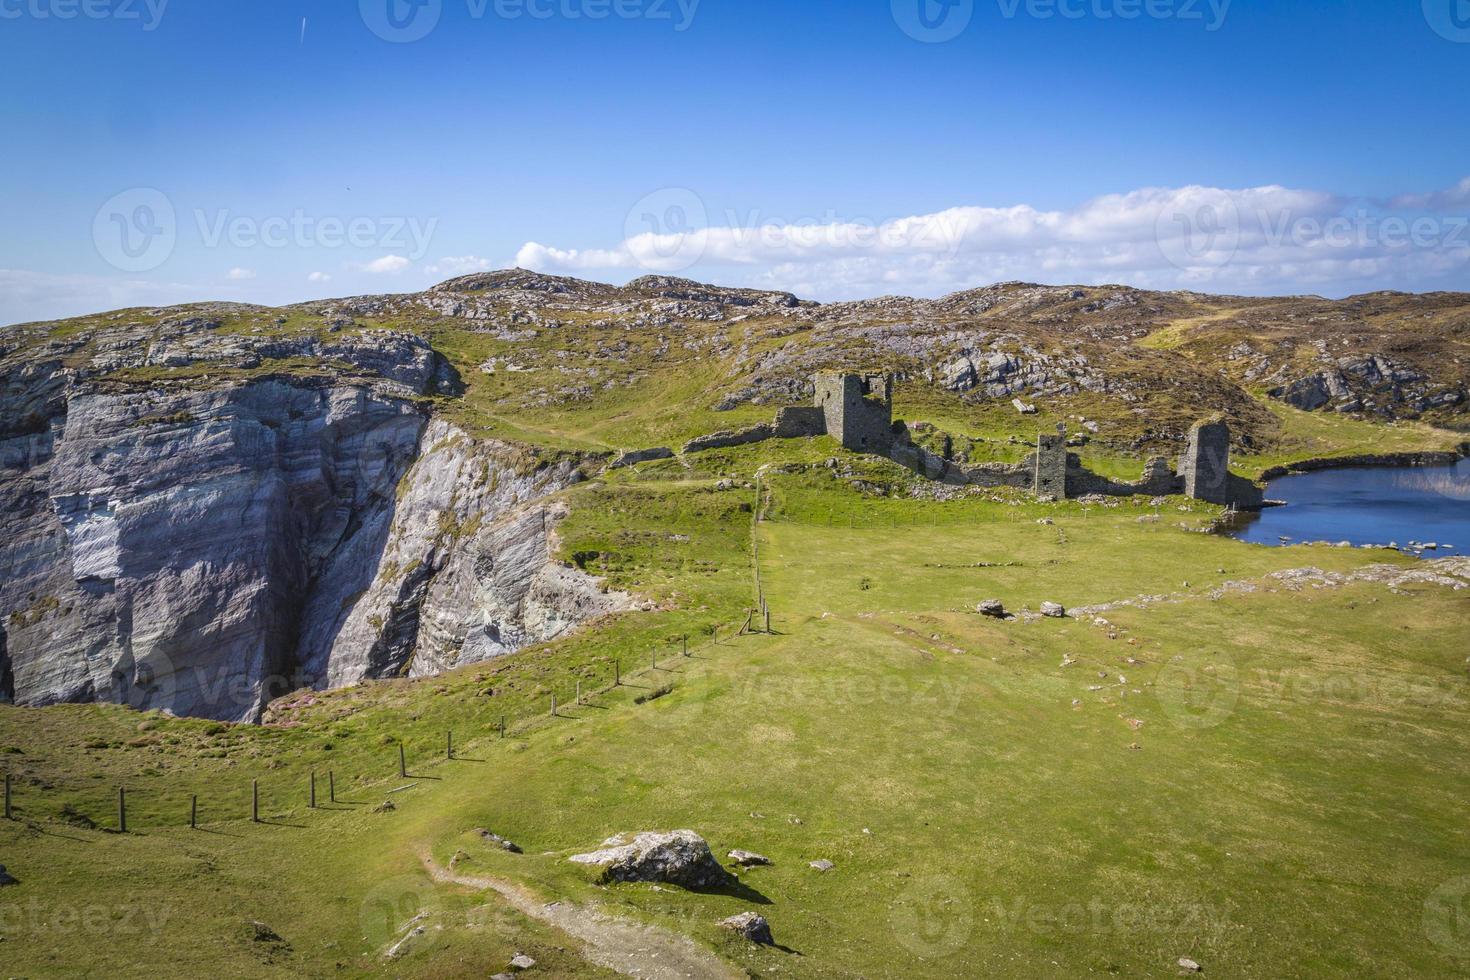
[2,377,426,720]
[1268,354,1462,417]
[0,339,627,720]
[316,421,632,686]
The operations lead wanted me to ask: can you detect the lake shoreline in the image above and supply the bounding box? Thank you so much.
[1257,445,1469,482]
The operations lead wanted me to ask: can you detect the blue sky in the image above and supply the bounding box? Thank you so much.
[1,0,1468,323]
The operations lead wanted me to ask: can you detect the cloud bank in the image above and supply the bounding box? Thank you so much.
[516,181,1470,300]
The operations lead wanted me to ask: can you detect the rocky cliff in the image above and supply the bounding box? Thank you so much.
[0,317,630,721]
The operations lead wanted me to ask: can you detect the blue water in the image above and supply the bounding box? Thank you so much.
[1224,458,1470,555]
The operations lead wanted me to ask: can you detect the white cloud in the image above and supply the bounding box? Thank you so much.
[307,271,332,282]
[360,254,411,275]
[424,255,498,277]
[516,181,1470,300]
[1387,176,1470,211]
[227,267,257,280]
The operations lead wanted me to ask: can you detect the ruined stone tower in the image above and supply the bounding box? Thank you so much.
[1034,426,1068,498]
[814,372,894,453]
[1180,419,1231,504]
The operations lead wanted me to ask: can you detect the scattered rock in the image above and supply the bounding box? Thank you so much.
[372,800,396,813]
[1178,957,1202,973]
[721,911,775,945]
[569,830,731,888]
[977,599,1006,618]
[477,829,524,853]
[1040,601,1066,618]
[809,859,835,872]
[249,921,285,944]
[0,865,17,886]
[386,923,426,959]
[727,849,772,867]
[509,953,537,970]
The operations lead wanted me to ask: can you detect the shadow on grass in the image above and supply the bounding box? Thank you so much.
[697,875,774,907]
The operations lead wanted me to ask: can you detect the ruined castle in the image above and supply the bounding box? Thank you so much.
[628,371,1266,509]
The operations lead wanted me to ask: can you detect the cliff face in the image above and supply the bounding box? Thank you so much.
[0,324,629,721]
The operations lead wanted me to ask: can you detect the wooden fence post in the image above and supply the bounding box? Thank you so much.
[500,715,505,739]
[682,634,689,657]
[446,731,453,760]
[551,694,557,717]
[398,743,407,778]
[309,772,316,809]
[117,786,126,834]
[614,660,621,686]
[252,779,259,823]
[329,771,336,804]
[190,794,197,829]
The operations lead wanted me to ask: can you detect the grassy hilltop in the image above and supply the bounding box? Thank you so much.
[2,274,1469,978]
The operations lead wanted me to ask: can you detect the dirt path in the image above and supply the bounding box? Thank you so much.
[419,849,742,980]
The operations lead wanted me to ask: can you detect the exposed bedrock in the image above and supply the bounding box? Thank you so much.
[1,382,627,722]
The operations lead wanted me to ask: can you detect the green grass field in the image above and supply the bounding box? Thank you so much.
[3,445,1469,978]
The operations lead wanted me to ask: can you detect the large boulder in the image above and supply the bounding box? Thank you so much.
[569,830,731,889]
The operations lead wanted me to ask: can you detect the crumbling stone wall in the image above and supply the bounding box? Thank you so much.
[1069,456,1180,497]
[1034,430,1068,498]
[774,406,826,438]
[1181,419,1231,504]
[1176,419,1264,508]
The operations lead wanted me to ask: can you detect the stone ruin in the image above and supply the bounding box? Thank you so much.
[814,371,895,454]
[617,372,1266,509]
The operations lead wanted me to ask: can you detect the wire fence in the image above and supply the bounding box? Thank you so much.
[0,622,747,834]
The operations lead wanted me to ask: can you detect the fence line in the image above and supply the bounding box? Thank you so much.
[0,617,747,834]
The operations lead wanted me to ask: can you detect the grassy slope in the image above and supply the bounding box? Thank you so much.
[3,445,1469,977]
